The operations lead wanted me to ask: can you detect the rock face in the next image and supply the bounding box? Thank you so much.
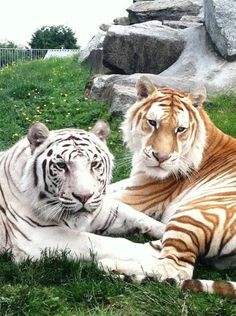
[133,0,154,2]
[127,0,202,24]
[87,26,236,114]
[79,31,109,73]
[204,0,236,61]
[81,0,236,112]
[103,22,185,74]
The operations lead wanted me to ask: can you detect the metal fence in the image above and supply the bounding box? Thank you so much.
[0,48,79,68]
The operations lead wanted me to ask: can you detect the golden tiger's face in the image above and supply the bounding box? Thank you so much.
[122,77,207,180]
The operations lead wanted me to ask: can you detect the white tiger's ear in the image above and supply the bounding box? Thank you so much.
[91,120,110,143]
[189,86,207,108]
[27,122,50,152]
[136,76,156,100]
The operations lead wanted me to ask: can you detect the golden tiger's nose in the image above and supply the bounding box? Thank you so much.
[152,152,170,163]
[72,193,93,203]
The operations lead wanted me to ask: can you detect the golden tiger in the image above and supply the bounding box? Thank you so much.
[99,76,236,299]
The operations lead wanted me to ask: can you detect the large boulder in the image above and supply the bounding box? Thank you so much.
[86,26,236,114]
[127,0,202,24]
[204,0,236,61]
[103,21,185,75]
[79,31,110,74]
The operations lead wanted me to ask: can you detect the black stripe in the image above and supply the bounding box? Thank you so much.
[25,216,58,227]
[8,218,31,241]
[42,159,49,192]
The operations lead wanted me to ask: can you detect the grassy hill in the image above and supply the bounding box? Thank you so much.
[0,57,235,315]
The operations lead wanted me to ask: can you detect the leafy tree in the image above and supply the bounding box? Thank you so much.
[0,41,22,67]
[29,25,79,49]
[0,41,18,48]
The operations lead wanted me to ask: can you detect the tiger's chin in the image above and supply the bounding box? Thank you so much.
[33,202,98,223]
[143,159,190,181]
[144,164,172,180]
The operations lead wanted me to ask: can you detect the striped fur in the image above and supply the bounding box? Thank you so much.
[106,76,236,298]
[0,121,165,262]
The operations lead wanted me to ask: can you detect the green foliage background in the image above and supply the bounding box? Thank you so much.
[29,25,79,49]
[0,57,235,315]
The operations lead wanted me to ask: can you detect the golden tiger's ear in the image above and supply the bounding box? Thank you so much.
[136,76,156,100]
[27,122,50,152]
[91,120,110,143]
[189,86,207,108]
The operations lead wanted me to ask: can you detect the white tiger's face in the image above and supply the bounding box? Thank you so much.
[24,123,113,222]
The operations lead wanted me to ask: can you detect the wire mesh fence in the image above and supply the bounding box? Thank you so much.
[0,48,79,68]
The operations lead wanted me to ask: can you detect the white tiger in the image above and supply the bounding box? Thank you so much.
[0,121,165,261]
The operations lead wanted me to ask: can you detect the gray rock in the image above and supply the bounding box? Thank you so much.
[163,20,201,29]
[127,0,202,24]
[86,74,137,114]
[103,21,185,75]
[79,31,109,73]
[87,26,236,114]
[133,0,154,2]
[180,14,203,23]
[204,0,236,61]
[99,24,111,32]
[113,16,130,25]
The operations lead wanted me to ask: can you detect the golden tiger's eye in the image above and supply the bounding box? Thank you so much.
[176,127,187,133]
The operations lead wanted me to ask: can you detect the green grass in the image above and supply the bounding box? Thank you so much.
[0,58,236,315]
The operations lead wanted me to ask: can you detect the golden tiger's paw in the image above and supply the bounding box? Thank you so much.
[98,258,193,284]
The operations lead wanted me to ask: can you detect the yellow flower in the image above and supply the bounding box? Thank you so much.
[12,133,19,139]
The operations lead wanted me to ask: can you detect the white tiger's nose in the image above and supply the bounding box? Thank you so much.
[72,193,93,204]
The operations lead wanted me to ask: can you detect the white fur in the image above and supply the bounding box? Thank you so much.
[0,125,165,261]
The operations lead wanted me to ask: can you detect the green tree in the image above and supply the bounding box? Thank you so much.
[29,25,78,49]
[0,41,21,67]
[0,41,18,48]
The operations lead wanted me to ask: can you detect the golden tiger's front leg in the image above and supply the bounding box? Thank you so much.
[99,212,202,283]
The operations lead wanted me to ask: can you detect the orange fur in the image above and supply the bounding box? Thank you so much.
[112,77,236,298]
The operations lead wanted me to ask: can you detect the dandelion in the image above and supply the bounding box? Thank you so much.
[12,133,19,139]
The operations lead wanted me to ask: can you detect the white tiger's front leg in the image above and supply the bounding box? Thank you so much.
[19,226,159,263]
[90,197,165,239]
[106,178,131,194]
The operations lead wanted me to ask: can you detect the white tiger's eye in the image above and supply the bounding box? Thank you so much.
[147,119,157,128]
[56,162,68,170]
[91,161,98,168]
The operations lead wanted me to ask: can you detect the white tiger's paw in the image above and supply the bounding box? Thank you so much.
[133,218,165,239]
